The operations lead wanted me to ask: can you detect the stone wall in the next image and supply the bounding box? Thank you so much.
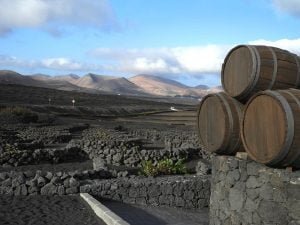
[69,127,201,167]
[0,147,89,167]
[0,169,210,210]
[0,169,111,196]
[210,156,300,225]
[82,175,210,209]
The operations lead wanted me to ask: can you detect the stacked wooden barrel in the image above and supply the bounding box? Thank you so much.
[197,44,300,168]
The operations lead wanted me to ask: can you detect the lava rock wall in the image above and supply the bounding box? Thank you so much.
[82,175,210,209]
[0,169,111,196]
[0,170,211,210]
[210,156,300,225]
[70,127,201,167]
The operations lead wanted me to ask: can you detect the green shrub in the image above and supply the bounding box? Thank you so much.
[3,144,19,153]
[140,160,159,176]
[140,158,187,177]
[172,158,188,174]
[157,158,174,174]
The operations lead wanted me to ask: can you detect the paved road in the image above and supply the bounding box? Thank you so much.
[101,200,209,225]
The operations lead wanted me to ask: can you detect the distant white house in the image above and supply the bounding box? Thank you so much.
[170,106,178,111]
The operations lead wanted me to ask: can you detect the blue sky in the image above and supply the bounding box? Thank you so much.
[1,0,300,87]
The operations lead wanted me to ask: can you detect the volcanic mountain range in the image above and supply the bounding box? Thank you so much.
[0,70,221,97]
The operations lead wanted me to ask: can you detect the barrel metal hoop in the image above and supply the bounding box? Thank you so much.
[281,90,300,107]
[196,95,209,151]
[279,90,300,165]
[267,47,278,89]
[221,45,257,100]
[196,94,219,152]
[293,54,300,88]
[265,91,294,166]
[241,92,263,161]
[216,93,234,153]
[242,45,260,98]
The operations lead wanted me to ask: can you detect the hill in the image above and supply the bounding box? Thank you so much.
[0,70,41,86]
[0,70,219,97]
[73,73,144,95]
[129,74,208,97]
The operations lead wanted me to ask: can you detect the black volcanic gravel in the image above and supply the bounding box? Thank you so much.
[0,195,106,225]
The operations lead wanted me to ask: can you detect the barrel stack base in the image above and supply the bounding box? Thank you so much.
[210,155,300,225]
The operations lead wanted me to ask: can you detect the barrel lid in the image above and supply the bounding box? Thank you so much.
[242,91,293,164]
[222,45,258,99]
[197,94,228,153]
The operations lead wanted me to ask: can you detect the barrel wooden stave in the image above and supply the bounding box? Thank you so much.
[222,45,300,101]
[241,89,300,168]
[197,92,244,155]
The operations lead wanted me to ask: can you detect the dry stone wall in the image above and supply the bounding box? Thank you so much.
[0,170,210,210]
[210,156,300,225]
[0,169,111,196]
[69,127,201,167]
[82,175,210,209]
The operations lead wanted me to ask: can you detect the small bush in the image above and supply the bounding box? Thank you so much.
[140,158,187,177]
[3,144,19,153]
[0,106,38,123]
[140,160,159,176]
[157,158,174,174]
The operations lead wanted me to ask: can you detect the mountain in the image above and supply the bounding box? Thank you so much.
[129,74,208,97]
[194,84,209,89]
[0,70,219,97]
[207,85,223,93]
[30,73,51,81]
[30,73,79,83]
[26,73,82,91]
[74,73,143,94]
[0,70,41,86]
[0,70,143,95]
[51,74,80,84]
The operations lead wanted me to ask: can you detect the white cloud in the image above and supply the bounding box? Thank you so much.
[172,45,229,74]
[91,38,300,78]
[0,55,103,71]
[272,0,300,17]
[90,45,231,77]
[0,55,36,68]
[89,38,300,83]
[249,38,300,54]
[0,0,117,35]
[41,58,83,70]
[2,37,300,86]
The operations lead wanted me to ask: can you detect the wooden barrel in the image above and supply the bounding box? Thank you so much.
[241,89,300,168]
[221,45,300,102]
[197,92,244,155]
